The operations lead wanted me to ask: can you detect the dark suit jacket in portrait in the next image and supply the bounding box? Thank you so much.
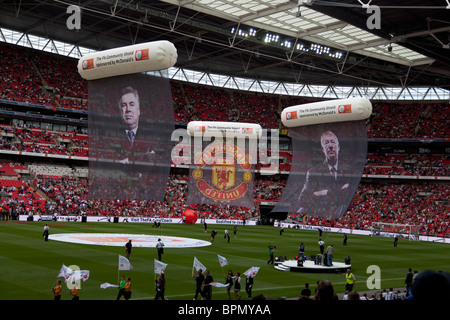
[297,160,355,218]
[119,119,159,164]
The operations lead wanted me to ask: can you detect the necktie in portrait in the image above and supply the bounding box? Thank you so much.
[128,130,134,147]
[330,166,337,180]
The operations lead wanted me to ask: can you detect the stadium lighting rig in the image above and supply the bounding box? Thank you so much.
[230,26,344,61]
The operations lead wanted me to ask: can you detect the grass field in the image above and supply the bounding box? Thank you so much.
[1,220,449,300]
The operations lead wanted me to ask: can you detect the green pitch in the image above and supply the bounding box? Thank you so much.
[1,221,449,300]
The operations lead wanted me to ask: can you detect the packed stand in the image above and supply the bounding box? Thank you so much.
[289,182,449,237]
[0,179,46,219]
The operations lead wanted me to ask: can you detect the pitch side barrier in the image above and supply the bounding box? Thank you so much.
[19,215,446,243]
[19,215,256,226]
[275,221,450,244]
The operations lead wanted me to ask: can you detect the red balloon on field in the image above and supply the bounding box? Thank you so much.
[182,209,198,224]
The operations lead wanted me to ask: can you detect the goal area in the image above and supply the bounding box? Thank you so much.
[371,222,420,240]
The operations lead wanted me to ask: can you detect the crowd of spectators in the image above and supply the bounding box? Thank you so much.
[289,182,449,237]
[363,152,449,177]
[0,124,88,157]
[2,160,448,236]
[0,45,56,107]
[0,178,46,219]
[0,44,87,110]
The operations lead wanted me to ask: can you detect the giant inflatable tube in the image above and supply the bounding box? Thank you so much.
[77,40,177,80]
[187,121,263,139]
[281,98,372,127]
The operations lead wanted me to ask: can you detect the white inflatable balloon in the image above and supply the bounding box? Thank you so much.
[187,121,263,139]
[77,40,177,80]
[281,98,372,127]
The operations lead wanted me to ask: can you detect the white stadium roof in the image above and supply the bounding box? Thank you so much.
[159,0,433,66]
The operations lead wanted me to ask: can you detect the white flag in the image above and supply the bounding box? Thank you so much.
[217,254,228,267]
[57,264,73,278]
[154,259,167,274]
[211,282,230,288]
[193,257,206,272]
[243,266,260,277]
[64,273,73,283]
[118,255,133,270]
[79,270,90,282]
[64,270,90,283]
[100,282,119,289]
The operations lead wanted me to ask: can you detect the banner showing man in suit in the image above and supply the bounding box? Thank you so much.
[272,120,367,219]
[88,73,174,201]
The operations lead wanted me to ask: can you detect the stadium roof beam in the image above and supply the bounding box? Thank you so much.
[157,0,433,67]
[166,65,449,101]
[52,1,383,86]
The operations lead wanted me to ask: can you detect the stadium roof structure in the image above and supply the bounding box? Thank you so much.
[0,0,449,100]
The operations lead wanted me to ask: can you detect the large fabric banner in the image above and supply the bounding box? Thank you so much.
[88,73,174,200]
[186,138,255,209]
[272,120,367,219]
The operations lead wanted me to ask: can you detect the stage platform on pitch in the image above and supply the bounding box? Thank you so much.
[274,259,350,273]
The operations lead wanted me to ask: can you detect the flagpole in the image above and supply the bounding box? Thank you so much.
[220,266,226,284]
[220,262,226,278]
[154,259,157,289]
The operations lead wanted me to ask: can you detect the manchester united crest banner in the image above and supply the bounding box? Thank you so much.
[187,139,255,208]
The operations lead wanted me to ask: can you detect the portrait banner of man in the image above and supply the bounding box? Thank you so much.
[88,73,175,201]
[272,120,367,219]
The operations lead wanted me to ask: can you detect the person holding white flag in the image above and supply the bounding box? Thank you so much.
[193,256,206,272]
[51,279,62,300]
[154,273,167,300]
[192,268,205,300]
[116,275,126,300]
[57,264,90,288]
[117,255,132,300]
[70,285,80,300]
[243,266,260,278]
[243,267,259,298]
[233,271,242,300]
[225,270,234,300]
[202,270,214,300]
[245,274,254,298]
[153,258,168,299]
